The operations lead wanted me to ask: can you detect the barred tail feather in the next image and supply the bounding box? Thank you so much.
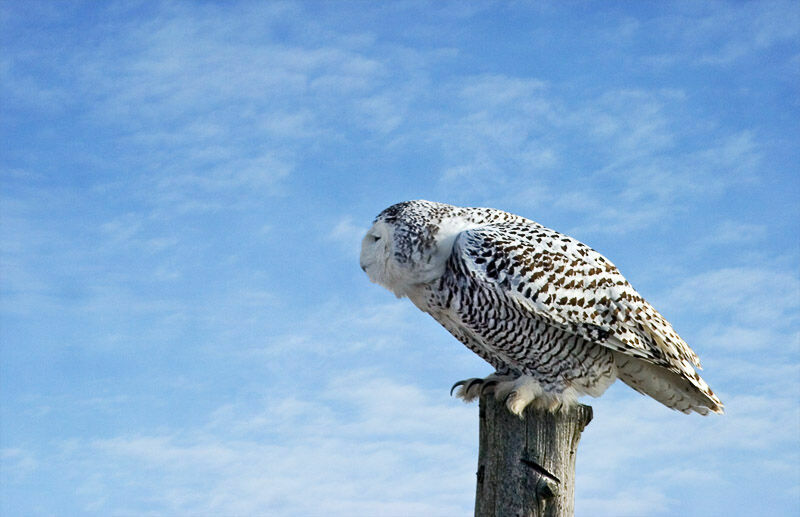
[612,352,724,415]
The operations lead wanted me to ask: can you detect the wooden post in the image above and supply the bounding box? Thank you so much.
[474,394,593,517]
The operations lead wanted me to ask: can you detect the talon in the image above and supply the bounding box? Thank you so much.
[480,380,498,395]
[465,378,483,394]
[450,380,467,396]
[504,390,517,405]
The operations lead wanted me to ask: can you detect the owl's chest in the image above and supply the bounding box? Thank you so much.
[413,270,504,332]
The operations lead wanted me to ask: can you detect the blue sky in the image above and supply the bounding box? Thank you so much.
[1,1,799,515]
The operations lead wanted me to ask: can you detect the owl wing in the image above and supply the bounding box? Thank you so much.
[449,222,706,382]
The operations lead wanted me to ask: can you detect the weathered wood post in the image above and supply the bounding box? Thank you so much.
[474,394,593,517]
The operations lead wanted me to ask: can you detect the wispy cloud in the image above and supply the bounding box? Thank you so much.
[41,372,476,516]
[0,448,38,482]
[578,487,672,517]
[706,220,768,245]
[632,0,800,67]
[326,215,367,258]
[431,76,764,236]
[691,1,800,65]
[663,266,800,331]
[578,379,800,516]
[2,2,797,516]
[435,74,561,196]
[3,1,443,221]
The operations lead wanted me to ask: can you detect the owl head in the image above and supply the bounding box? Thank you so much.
[360,200,473,297]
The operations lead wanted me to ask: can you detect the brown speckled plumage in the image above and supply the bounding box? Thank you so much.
[360,200,723,416]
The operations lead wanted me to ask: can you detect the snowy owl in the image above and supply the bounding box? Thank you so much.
[360,200,723,416]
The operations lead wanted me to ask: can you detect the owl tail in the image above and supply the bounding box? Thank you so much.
[612,352,724,415]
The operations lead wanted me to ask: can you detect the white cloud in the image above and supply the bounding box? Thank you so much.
[0,448,38,481]
[577,380,800,515]
[2,1,442,223]
[578,487,672,517]
[572,262,800,515]
[634,0,800,67]
[662,266,800,330]
[326,216,367,257]
[707,220,768,245]
[694,324,795,351]
[456,74,549,110]
[427,73,766,236]
[48,373,476,517]
[2,3,797,516]
[695,1,800,65]
[354,93,408,134]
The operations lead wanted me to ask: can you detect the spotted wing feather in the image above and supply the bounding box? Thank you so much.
[450,221,723,414]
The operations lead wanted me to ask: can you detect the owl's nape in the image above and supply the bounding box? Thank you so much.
[361,200,723,416]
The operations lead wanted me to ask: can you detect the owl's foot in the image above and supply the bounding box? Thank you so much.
[497,376,580,416]
[496,376,544,415]
[450,373,515,402]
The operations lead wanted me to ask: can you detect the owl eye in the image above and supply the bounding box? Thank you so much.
[369,234,381,242]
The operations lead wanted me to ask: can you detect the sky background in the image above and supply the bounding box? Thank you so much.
[2,1,799,516]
